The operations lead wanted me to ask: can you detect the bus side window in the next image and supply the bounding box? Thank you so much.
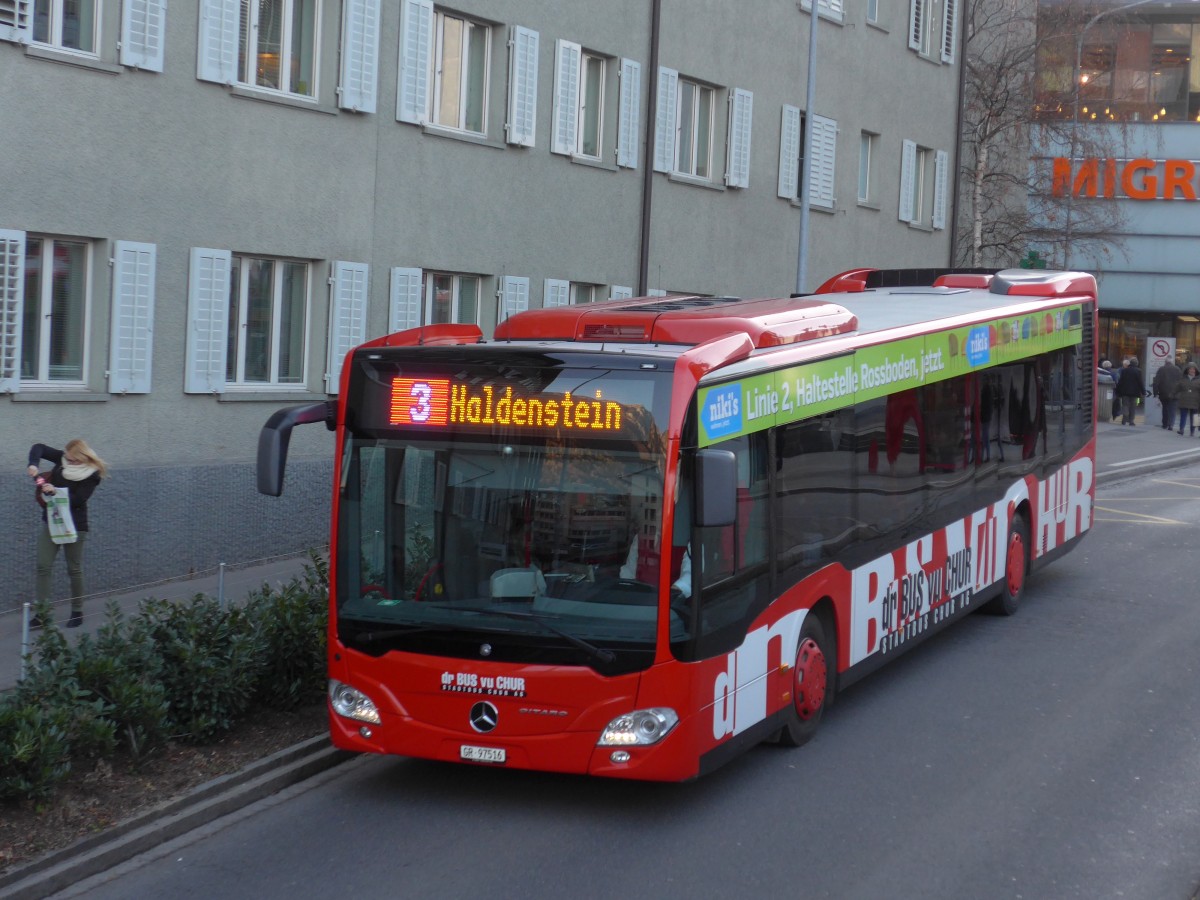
[775,413,855,583]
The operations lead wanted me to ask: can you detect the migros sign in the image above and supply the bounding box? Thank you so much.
[1052,157,1200,200]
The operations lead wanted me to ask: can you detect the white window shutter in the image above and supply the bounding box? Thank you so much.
[726,88,753,189]
[120,0,166,72]
[109,241,156,394]
[507,26,539,147]
[185,247,231,394]
[653,66,678,173]
[499,276,530,323]
[809,114,838,209]
[941,0,958,63]
[552,39,581,156]
[397,0,433,124]
[0,0,31,44]
[899,139,917,223]
[617,59,641,169]
[619,60,648,170]
[339,0,381,113]
[647,289,667,297]
[543,278,570,308]
[932,149,949,230]
[0,228,26,393]
[801,0,844,24]
[389,266,423,332]
[778,105,801,200]
[197,0,239,84]
[328,261,370,394]
[908,0,925,51]
[610,285,633,300]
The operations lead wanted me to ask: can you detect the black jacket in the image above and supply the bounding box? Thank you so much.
[28,444,100,532]
[1115,365,1146,399]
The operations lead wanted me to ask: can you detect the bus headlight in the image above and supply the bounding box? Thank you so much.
[598,708,679,746]
[329,679,381,725]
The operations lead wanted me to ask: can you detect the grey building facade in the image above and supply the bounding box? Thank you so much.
[1,0,961,611]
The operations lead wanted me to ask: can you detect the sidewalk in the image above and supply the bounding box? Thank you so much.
[0,551,319,693]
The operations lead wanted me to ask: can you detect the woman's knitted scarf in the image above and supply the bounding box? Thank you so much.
[61,462,98,482]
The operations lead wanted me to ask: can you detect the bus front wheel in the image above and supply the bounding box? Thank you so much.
[779,614,830,747]
[985,513,1029,616]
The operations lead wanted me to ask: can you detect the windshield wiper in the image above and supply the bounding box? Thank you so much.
[425,604,617,664]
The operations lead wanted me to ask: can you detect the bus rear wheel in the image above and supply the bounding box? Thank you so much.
[985,513,1029,616]
[779,614,830,747]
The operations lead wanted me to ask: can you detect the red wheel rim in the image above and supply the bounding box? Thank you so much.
[794,636,827,721]
[1006,531,1025,599]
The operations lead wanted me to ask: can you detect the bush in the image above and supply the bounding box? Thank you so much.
[0,555,329,801]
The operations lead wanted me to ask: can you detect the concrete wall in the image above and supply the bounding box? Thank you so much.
[0,0,960,610]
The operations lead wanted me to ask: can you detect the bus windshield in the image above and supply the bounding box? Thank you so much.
[335,357,677,668]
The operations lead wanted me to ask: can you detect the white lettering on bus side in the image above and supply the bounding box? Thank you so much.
[710,459,1093,743]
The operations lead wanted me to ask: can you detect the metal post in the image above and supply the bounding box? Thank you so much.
[796,0,821,295]
[20,602,31,682]
[218,561,226,608]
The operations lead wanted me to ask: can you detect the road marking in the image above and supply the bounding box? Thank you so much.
[1094,505,1187,525]
[1107,447,1200,469]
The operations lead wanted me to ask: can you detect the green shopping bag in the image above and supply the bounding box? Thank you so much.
[45,486,78,544]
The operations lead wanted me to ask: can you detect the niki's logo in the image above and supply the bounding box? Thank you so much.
[703,386,742,440]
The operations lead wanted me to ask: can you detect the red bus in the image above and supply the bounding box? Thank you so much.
[258,267,1097,781]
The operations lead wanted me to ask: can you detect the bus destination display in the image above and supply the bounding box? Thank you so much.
[388,377,626,433]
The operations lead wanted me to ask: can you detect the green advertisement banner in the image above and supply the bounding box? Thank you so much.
[697,304,1083,446]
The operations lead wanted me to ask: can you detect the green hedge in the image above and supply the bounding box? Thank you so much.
[0,553,328,802]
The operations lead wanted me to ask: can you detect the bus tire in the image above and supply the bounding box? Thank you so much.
[985,513,1029,616]
[779,613,830,748]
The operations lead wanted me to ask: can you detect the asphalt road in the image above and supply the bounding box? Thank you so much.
[52,470,1200,900]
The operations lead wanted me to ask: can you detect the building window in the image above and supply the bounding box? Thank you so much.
[571,282,599,305]
[21,237,90,384]
[677,79,714,178]
[859,131,877,203]
[33,0,96,53]
[553,40,606,157]
[578,52,604,157]
[234,0,317,96]
[225,256,308,385]
[431,10,489,133]
[426,273,479,325]
[867,0,879,24]
[914,146,930,222]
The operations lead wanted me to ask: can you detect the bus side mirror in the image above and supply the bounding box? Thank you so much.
[694,449,737,528]
[257,401,336,496]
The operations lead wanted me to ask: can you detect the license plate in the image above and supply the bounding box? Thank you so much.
[460,744,506,764]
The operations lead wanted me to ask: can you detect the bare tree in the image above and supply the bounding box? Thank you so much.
[956,0,1130,269]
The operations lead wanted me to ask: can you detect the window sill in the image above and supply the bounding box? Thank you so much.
[10,390,107,402]
[421,123,506,150]
[857,200,881,211]
[217,390,328,403]
[906,220,935,233]
[230,85,335,114]
[568,153,618,173]
[866,21,889,35]
[666,172,724,192]
[789,199,836,214]
[24,45,120,74]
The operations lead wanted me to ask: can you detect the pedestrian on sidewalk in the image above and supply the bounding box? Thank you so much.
[1115,357,1147,426]
[1174,363,1200,435]
[27,439,109,628]
[1153,355,1182,429]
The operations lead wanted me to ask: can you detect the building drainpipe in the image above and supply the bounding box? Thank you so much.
[948,0,968,268]
[637,0,662,297]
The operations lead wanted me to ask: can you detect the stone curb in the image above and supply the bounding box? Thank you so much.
[0,735,353,899]
[1096,445,1200,485]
